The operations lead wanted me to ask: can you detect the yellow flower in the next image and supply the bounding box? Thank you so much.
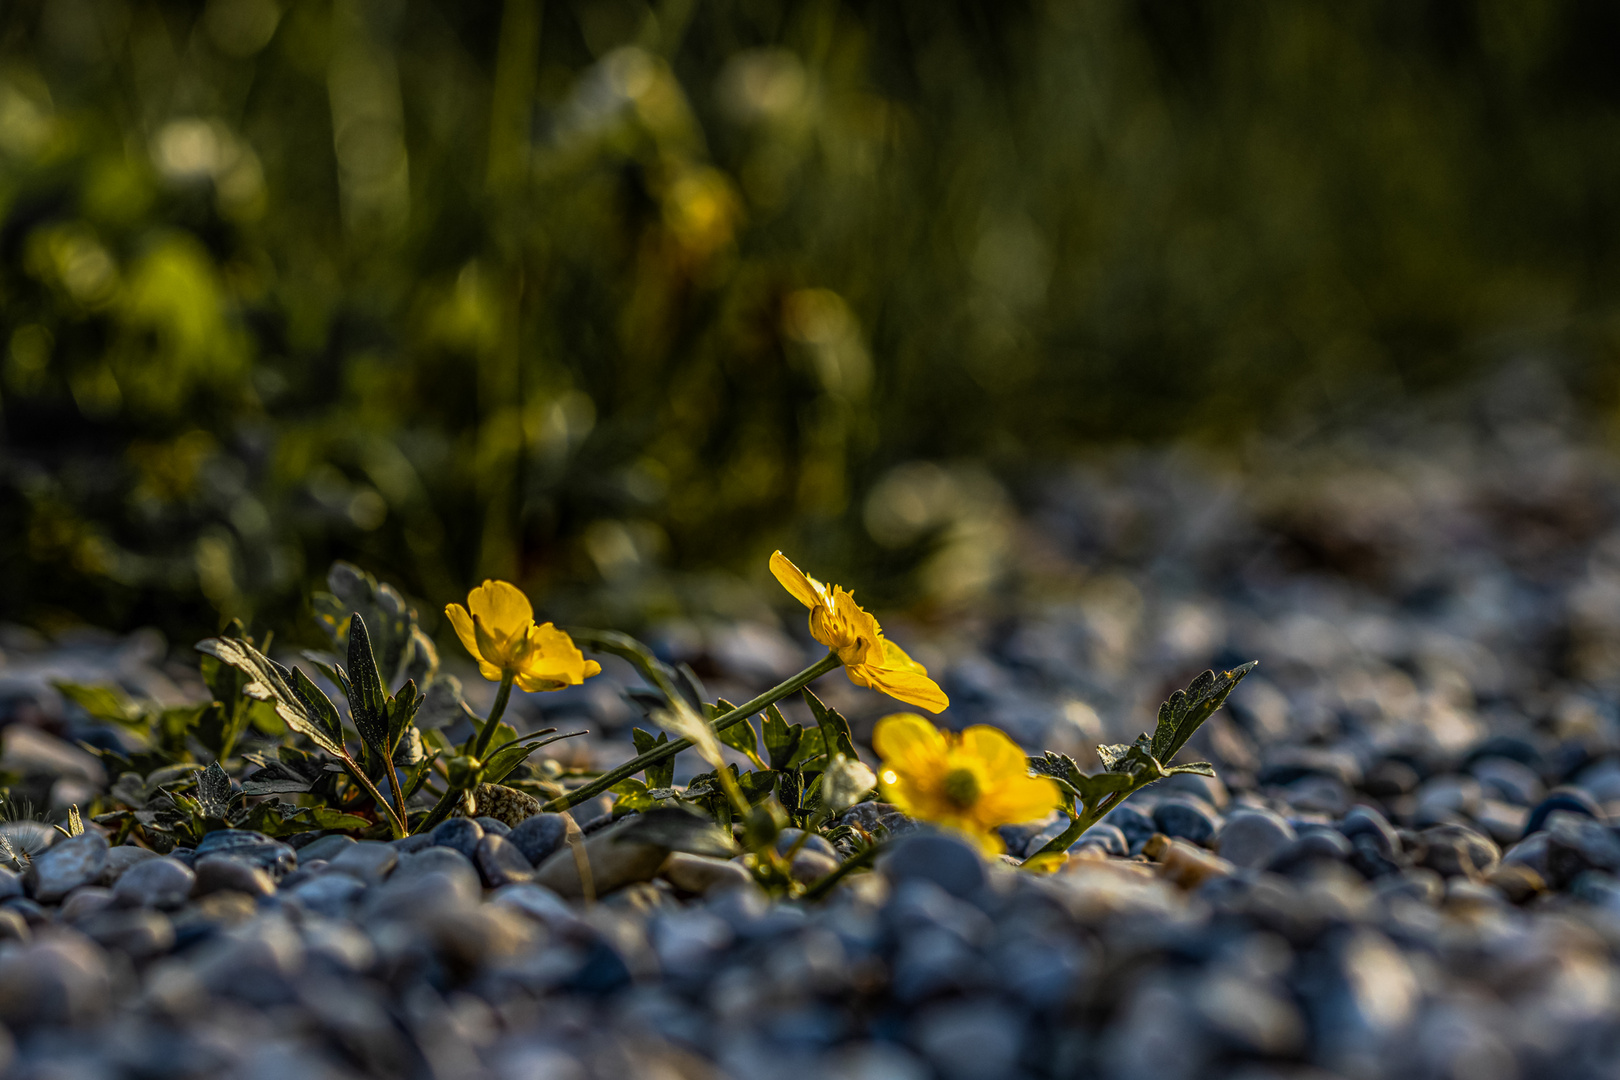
[770,551,948,713]
[445,580,601,692]
[873,713,1061,856]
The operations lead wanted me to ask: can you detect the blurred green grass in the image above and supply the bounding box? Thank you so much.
[3,0,1620,642]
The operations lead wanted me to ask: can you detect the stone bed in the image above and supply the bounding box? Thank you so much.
[2,370,1620,1079]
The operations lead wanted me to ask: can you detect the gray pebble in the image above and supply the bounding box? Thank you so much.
[111,857,194,910]
[0,869,23,902]
[391,846,482,894]
[0,909,28,942]
[29,832,109,903]
[58,887,115,923]
[98,846,158,886]
[883,834,985,899]
[194,831,296,880]
[507,814,568,865]
[389,833,435,855]
[77,909,174,958]
[192,854,276,898]
[290,873,367,917]
[1074,823,1128,857]
[297,835,358,864]
[789,849,839,885]
[475,816,512,836]
[325,841,398,884]
[660,853,752,896]
[1470,757,1543,807]
[1340,805,1401,857]
[475,834,535,888]
[429,818,484,859]
[1418,824,1500,879]
[774,828,838,860]
[1217,808,1297,869]
[0,933,111,1025]
[1153,797,1220,847]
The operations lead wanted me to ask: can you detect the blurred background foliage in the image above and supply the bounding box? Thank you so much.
[4,0,1620,642]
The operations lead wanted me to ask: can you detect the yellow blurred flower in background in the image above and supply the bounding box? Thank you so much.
[770,551,948,713]
[445,580,601,692]
[873,713,1060,856]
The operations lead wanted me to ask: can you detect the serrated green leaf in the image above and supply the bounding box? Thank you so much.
[196,637,344,756]
[713,702,764,768]
[196,761,233,819]
[346,614,392,756]
[632,727,676,789]
[1150,661,1257,764]
[1167,761,1217,777]
[609,777,661,814]
[803,689,858,760]
[791,725,828,767]
[762,704,803,770]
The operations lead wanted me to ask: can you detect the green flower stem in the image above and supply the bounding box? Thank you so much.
[342,759,406,839]
[1029,784,1142,861]
[802,840,884,901]
[472,670,517,759]
[542,650,843,813]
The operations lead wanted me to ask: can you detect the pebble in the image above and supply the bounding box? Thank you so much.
[1217,808,1296,869]
[1074,824,1128,857]
[789,850,840,885]
[98,845,158,886]
[29,832,108,903]
[661,853,753,896]
[533,820,671,899]
[1417,824,1500,880]
[325,841,398,884]
[58,886,115,923]
[429,818,484,860]
[475,834,536,888]
[191,854,276,898]
[193,831,296,880]
[296,835,357,863]
[1524,790,1603,837]
[882,834,986,899]
[507,814,569,865]
[1152,798,1219,846]
[110,857,194,910]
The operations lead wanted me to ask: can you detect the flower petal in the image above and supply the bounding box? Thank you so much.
[770,551,828,611]
[472,613,510,669]
[872,713,948,766]
[854,661,951,713]
[445,603,480,661]
[976,774,1064,826]
[958,725,1029,783]
[466,580,534,640]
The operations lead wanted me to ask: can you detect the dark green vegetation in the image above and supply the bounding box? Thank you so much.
[4,0,1620,641]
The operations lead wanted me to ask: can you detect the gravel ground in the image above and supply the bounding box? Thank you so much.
[5,367,1620,1079]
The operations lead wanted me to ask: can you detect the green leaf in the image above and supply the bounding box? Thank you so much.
[292,668,345,749]
[737,768,778,806]
[196,636,345,757]
[196,761,233,819]
[803,689,858,760]
[1072,770,1136,805]
[1167,761,1217,777]
[762,704,803,770]
[711,700,764,768]
[609,777,661,815]
[52,682,144,727]
[1150,661,1257,764]
[632,727,676,789]
[346,614,392,756]
[388,679,423,748]
[790,725,828,767]
[482,740,540,785]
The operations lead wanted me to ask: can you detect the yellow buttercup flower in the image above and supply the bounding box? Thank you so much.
[770,551,949,713]
[445,580,601,692]
[873,713,1061,856]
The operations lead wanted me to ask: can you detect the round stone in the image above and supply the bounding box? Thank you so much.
[1216,808,1297,870]
[1104,804,1158,851]
[296,835,358,864]
[1524,790,1603,838]
[99,846,159,887]
[325,842,398,884]
[30,832,109,903]
[192,854,276,898]
[1339,805,1401,857]
[1153,798,1219,847]
[507,814,568,865]
[193,831,296,880]
[474,816,512,837]
[112,857,195,910]
[429,818,484,860]
[1074,823,1128,857]
[1417,824,1501,879]
[660,852,752,896]
[474,834,535,889]
[883,833,985,899]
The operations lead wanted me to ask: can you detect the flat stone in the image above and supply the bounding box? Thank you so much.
[1417,824,1500,880]
[474,815,512,836]
[1217,808,1297,870]
[533,819,672,899]
[112,857,195,910]
[30,832,108,903]
[474,834,535,888]
[789,849,840,885]
[78,909,175,958]
[191,855,276,898]
[660,852,753,896]
[98,846,158,886]
[58,886,115,923]
[296,835,358,864]
[194,831,296,880]
[429,818,484,860]
[391,846,482,894]
[325,841,398,884]
[507,814,568,865]
[488,882,584,932]
[883,833,986,899]
[1153,798,1220,847]
[473,784,542,828]
[290,873,367,917]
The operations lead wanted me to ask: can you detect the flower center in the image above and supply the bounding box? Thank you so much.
[942,767,980,809]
